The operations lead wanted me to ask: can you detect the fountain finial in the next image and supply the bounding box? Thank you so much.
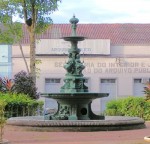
[69,15,79,36]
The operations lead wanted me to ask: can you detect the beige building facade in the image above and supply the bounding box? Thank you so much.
[12,40,150,113]
[11,24,150,113]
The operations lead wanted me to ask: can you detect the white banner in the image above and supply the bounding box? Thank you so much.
[36,39,110,55]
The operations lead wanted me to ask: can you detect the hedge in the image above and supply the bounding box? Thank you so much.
[0,92,44,118]
[105,96,150,121]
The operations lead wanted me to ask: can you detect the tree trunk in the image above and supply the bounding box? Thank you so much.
[19,43,30,74]
[29,31,36,84]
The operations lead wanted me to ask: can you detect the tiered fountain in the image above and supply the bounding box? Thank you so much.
[44,15,108,121]
[7,16,145,131]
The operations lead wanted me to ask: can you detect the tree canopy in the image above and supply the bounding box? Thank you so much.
[0,0,61,82]
[0,0,61,31]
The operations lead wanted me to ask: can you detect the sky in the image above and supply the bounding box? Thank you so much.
[50,0,150,23]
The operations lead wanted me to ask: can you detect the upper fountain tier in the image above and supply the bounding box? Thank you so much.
[63,15,85,42]
[60,15,88,93]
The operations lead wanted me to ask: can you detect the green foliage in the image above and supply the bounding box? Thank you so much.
[0,71,39,99]
[0,92,43,118]
[0,100,7,142]
[105,96,150,120]
[0,22,23,44]
[105,99,123,116]
[143,100,150,121]
[13,71,39,99]
[121,96,145,118]
[0,0,61,80]
[0,0,61,35]
[35,59,42,78]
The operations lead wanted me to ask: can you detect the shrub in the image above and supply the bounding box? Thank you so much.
[121,96,145,118]
[105,96,150,120]
[143,100,150,121]
[13,71,39,99]
[0,92,44,118]
[0,100,6,142]
[105,99,123,116]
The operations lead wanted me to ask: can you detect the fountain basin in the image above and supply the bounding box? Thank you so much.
[7,116,145,131]
[42,92,109,99]
[42,93,109,120]
[63,36,85,41]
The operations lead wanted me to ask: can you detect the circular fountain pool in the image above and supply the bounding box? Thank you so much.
[7,116,145,131]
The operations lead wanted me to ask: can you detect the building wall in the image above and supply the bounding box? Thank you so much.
[35,56,150,110]
[0,45,12,77]
[12,45,30,75]
[37,56,150,93]
[12,39,150,113]
[111,45,150,56]
[36,39,110,55]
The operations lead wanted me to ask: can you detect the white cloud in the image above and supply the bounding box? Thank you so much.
[51,0,150,23]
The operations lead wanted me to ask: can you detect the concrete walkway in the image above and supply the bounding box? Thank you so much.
[4,122,150,144]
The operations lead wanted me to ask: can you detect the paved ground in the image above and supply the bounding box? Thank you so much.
[3,122,150,144]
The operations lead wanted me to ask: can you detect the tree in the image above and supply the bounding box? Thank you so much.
[0,0,30,73]
[0,21,30,74]
[0,0,61,83]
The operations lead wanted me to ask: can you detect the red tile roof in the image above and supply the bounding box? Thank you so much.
[22,24,150,45]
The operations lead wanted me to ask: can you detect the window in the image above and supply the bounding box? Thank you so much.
[45,78,61,93]
[100,78,117,112]
[101,79,116,83]
[133,78,147,96]
[134,79,142,83]
[0,45,10,62]
[0,45,12,77]
[45,78,61,84]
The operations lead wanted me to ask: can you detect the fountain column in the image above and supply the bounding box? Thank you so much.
[60,15,88,93]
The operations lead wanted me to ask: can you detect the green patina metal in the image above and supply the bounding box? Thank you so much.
[70,14,79,36]
[43,15,109,120]
[60,15,88,93]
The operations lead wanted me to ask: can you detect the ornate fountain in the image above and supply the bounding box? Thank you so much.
[7,16,145,131]
[43,15,108,121]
